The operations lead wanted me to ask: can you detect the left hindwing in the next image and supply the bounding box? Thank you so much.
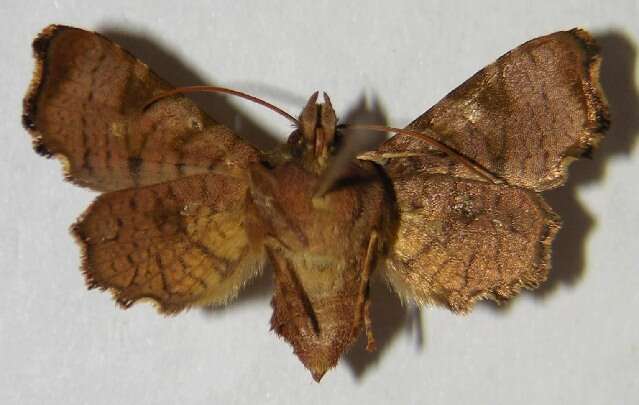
[73,173,266,314]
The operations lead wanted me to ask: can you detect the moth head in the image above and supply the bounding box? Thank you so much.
[287,92,340,172]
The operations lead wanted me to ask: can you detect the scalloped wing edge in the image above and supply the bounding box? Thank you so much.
[22,25,135,190]
[543,28,610,190]
[383,192,561,314]
[70,198,266,315]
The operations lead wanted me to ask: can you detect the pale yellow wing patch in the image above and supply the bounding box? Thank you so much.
[73,173,265,313]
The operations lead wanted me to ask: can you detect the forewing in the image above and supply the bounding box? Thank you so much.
[383,174,559,313]
[378,29,608,191]
[23,25,259,192]
[72,173,265,313]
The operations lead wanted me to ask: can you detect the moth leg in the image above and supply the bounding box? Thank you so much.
[363,296,376,352]
[356,231,379,352]
[267,249,320,335]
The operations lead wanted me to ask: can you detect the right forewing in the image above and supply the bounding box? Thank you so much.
[377,29,609,191]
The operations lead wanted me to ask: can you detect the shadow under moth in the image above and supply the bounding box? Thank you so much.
[22,25,609,381]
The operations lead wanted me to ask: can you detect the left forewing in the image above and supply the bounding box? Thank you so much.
[23,25,259,192]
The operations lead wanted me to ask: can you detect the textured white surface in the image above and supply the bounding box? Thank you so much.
[2,1,639,404]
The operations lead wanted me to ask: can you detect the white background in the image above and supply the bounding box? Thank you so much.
[2,1,638,404]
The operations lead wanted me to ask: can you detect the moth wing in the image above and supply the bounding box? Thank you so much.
[23,25,259,192]
[377,29,608,191]
[382,174,559,313]
[72,172,266,313]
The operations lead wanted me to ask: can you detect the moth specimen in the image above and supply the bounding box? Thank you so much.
[23,25,608,381]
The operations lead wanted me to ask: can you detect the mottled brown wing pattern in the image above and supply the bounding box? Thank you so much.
[22,24,610,381]
[384,174,559,313]
[23,25,266,313]
[72,173,265,313]
[379,29,609,191]
[23,25,259,192]
[378,29,607,311]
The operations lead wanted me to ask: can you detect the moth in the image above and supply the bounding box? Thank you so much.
[23,25,608,381]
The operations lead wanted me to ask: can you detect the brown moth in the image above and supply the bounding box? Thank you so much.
[22,25,609,381]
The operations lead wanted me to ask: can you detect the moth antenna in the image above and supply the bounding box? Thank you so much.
[343,123,502,184]
[143,85,299,125]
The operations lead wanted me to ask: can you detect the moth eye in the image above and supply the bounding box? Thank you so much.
[331,131,343,149]
[259,159,276,169]
[189,117,203,130]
